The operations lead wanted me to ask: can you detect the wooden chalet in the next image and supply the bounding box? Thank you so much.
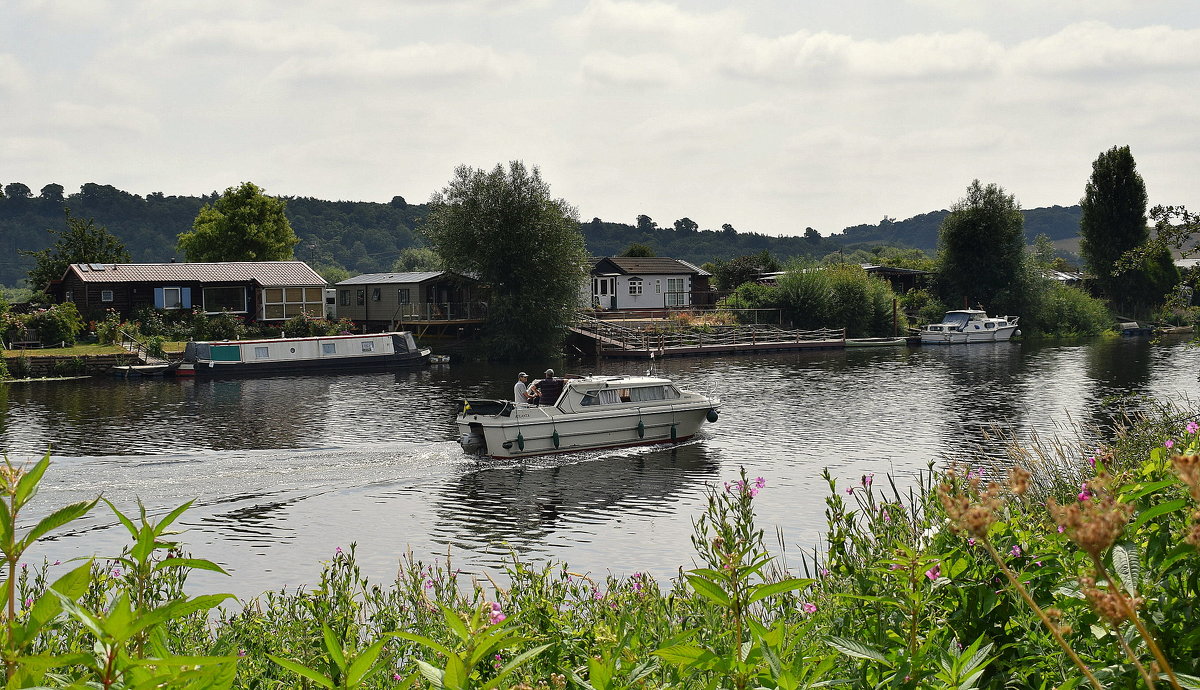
[587,257,715,312]
[334,271,485,334]
[52,261,327,323]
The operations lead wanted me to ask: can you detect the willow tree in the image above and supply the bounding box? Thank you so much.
[423,161,588,360]
[936,180,1031,316]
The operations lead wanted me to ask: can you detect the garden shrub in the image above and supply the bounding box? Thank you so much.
[26,302,85,345]
[0,355,8,380]
[1027,282,1112,336]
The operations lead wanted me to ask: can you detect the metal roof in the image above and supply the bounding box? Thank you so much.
[595,257,710,276]
[67,261,325,285]
[336,271,473,285]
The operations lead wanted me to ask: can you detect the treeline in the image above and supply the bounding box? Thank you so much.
[0,181,1085,287]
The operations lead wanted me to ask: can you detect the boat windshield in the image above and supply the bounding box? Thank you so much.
[942,312,971,328]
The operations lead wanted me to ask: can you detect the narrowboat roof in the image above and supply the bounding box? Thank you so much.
[188,332,410,346]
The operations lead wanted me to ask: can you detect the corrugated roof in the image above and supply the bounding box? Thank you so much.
[336,271,468,285]
[68,261,325,285]
[598,257,708,276]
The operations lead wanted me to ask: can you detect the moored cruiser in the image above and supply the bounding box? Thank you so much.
[457,374,719,459]
[919,310,1020,344]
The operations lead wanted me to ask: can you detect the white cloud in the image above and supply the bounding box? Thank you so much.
[46,102,160,134]
[269,42,526,86]
[0,53,31,92]
[1011,21,1200,76]
[579,52,686,87]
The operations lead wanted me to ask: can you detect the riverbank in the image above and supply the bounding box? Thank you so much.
[6,401,1199,688]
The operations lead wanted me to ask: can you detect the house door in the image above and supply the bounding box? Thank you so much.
[592,277,615,309]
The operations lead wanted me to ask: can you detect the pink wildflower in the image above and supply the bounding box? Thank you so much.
[845,487,853,495]
[754,477,767,489]
[925,565,941,581]
[863,473,874,487]
[1010,545,1022,557]
[1058,525,1065,533]
[1087,456,1096,467]
[801,602,818,613]
[1165,439,1175,449]
[1188,421,1199,435]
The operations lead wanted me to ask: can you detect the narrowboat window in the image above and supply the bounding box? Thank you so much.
[371,287,381,302]
[101,290,114,302]
[361,341,375,353]
[254,346,270,359]
[322,343,336,354]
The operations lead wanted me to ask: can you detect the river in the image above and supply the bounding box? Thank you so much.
[2,335,1196,599]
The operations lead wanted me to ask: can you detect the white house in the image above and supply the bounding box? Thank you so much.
[584,257,713,310]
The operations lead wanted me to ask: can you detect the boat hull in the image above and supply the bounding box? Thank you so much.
[176,332,430,377]
[458,403,714,459]
[919,325,1019,344]
[845,337,907,347]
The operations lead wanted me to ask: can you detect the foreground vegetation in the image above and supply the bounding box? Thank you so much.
[3,398,1200,688]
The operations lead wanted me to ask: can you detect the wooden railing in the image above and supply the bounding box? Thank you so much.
[390,301,488,322]
[573,314,843,354]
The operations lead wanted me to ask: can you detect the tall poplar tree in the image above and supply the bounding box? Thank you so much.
[936,180,1030,315]
[1079,146,1178,313]
[423,161,588,360]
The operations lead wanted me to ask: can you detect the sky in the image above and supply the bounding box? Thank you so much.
[3,0,1199,237]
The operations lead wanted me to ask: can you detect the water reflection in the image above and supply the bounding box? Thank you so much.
[436,443,720,551]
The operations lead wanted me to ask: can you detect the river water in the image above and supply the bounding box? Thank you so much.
[2,336,1196,599]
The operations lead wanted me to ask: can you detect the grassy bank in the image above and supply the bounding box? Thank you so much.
[3,400,1200,688]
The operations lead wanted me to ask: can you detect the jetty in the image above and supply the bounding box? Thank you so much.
[570,314,845,358]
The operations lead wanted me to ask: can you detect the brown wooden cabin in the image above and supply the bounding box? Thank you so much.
[334,271,485,332]
[51,261,328,324]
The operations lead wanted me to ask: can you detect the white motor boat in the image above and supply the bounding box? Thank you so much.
[919,310,1020,344]
[457,374,720,459]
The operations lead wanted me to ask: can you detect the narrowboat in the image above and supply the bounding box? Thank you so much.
[174,332,430,377]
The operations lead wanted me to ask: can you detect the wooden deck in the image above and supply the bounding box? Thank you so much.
[571,315,845,358]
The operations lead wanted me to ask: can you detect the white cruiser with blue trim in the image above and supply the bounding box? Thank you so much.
[919,309,1020,344]
[457,374,720,458]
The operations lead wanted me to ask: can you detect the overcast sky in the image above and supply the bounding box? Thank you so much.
[3,0,1198,237]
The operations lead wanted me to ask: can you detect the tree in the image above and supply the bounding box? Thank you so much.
[423,161,588,359]
[21,208,132,289]
[619,243,655,258]
[3,183,31,200]
[1079,145,1150,302]
[636,215,657,233]
[392,246,441,272]
[177,182,298,262]
[673,217,698,234]
[936,180,1030,315]
[39,184,64,203]
[710,251,781,290]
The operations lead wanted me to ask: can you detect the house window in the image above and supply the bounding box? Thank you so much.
[356,290,365,306]
[322,343,337,355]
[666,278,686,307]
[254,346,270,359]
[202,286,246,314]
[371,287,381,302]
[261,287,325,320]
[655,280,661,294]
[628,277,643,296]
[101,290,114,302]
[361,341,375,353]
[163,287,183,309]
[340,290,350,306]
[398,288,411,304]
[65,290,73,301]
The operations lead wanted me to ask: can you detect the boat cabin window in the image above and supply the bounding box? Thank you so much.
[322,343,337,354]
[985,322,995,329]
[580,385,679,405]
[943,312,970,328]
[629,385,680,401]
[254,346,270,359]
[928,326,943,332]
[361,341,375,353]
[581,389,621,406]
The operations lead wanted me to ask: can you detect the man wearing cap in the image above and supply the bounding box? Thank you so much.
[514,372,534,404]
[533,368,565,406]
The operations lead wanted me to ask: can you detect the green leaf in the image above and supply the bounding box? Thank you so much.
[153,499,195,538]
[14,450,51,507]
[0,501,12,549]
[440,605,470,642]
[268,654,335,688]
[826,637,887,662]
[747,577,815,604]
[1129,498,1189,533]
[686,574,731,607]
[1169,672,1200,690]
[18,499,97,550]
[587,655,614,690]
[346,638,387,687]
[154,557,229,575]
[653,644,718,668]
[15,562,93,646]
[441,653,469,690]
[482,643,552,690]
[322,624,347,674]
[103,497,139,540]
[414,659,445,687]
[1121,479,1176,502]
[388,631,454,659]
[1110,542,1141,597]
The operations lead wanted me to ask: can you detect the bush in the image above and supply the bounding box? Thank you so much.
[1028,282,1112,336]
[734,262,908,336]
[280,313,344,337]
[0,355,8,380]
[27,302,85,345]
[194,310,247,341]
[95,309,126,345]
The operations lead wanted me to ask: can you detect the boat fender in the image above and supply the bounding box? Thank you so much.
[670,423,678,441]
[636,419,645,438]
[516,432,525,451]
[552,430,560,448]
[706,408,719,423]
